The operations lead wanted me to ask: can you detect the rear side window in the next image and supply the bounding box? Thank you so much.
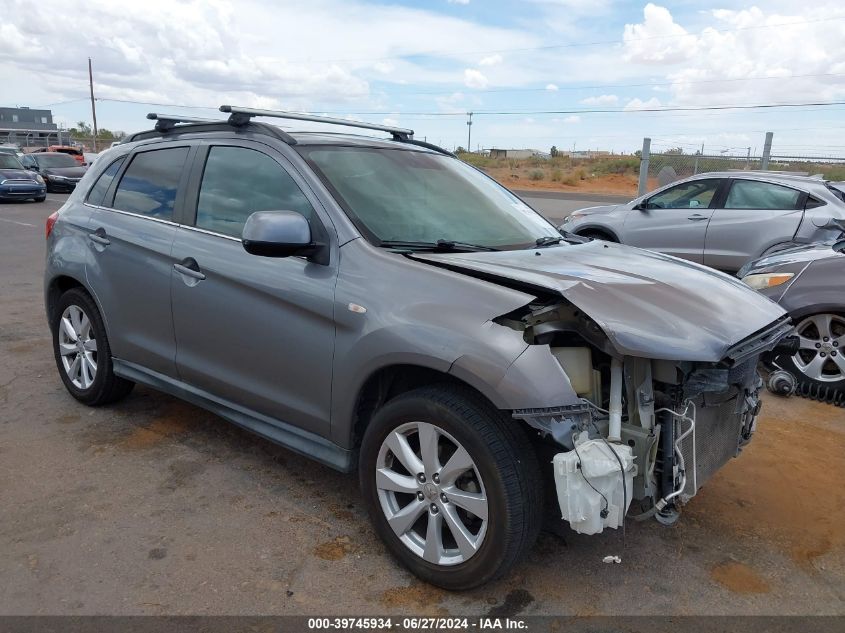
[86,156,125,206]
[113,147,189,220]
[195,146,314,237]
[725,180,801,210]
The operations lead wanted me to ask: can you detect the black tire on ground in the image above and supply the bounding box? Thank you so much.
[51,287,134,406]
[33,195,46,202]
[359,384,543,590]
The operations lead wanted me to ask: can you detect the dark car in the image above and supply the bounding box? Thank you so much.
[740,228,845,396]
[21,152,87,192]
[0,153,46,202]
[32,145,85,165]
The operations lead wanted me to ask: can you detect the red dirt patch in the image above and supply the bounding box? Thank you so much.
[710,561,771,594]
[687,395,845,567]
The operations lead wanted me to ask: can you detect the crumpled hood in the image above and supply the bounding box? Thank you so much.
[0,169,38,181]
[411,241,787,361]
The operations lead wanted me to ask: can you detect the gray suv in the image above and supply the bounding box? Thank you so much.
[562,172,845,272]
[45,106,792,589]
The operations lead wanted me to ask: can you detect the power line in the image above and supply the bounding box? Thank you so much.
[390,72,845,97]
[280,16,845,64]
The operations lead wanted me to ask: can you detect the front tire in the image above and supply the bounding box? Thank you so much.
[359,385,542,590]
[578,229,616,242]
[778,313,845,392]
[34,195,46,203]
[51,288,134,406]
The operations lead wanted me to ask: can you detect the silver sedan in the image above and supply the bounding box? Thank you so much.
[561,172,845,272]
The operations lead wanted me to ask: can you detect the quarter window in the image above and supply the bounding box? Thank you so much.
[113,147,189,220]
[725,180,801,210]
[86,156,125,206]
[645,179,720,210]
[196,146,314,238]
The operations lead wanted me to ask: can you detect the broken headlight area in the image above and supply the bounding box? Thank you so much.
[501,298,784,535]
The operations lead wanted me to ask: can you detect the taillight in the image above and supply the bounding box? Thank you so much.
[46,212,59,239]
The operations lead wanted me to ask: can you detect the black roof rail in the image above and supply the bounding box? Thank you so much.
[146,113,221,131]
[124,115,297,145]
[397,138,455,157]
[219,105,415,141]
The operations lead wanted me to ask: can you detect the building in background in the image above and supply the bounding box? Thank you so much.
[489,148,551,160]
[0,107,64,149]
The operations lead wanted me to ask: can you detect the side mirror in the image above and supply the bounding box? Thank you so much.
[242,211,319,259]
[25,164,39,171]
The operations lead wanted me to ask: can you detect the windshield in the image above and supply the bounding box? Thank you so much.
[300,147,560,249]
[36,153,78,168]
[0,155,24,170]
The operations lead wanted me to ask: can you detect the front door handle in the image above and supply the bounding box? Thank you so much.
[88,228,110,245]
[174,258,206,281]
[687,214,709,221]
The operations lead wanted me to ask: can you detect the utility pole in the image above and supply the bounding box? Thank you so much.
[88,57,99,151]
[760,131,773,170]
[466,112,473,153]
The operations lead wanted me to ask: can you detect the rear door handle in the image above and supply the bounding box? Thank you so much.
[687,214,709,221]
[174,258,206,281]
[88,228,110,245]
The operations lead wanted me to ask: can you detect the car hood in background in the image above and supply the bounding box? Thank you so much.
[570,204,622,216]
[0,169,39,181]
[41,166,87,178]
[740,241,844,275]
[411,241,787,361]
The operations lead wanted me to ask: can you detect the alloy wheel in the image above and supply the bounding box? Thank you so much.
[792,313,845,383]
[375,421,488,566]
[58,304,98,389]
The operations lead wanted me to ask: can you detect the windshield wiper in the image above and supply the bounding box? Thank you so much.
[531,231,590,248]
[379,239,500,252]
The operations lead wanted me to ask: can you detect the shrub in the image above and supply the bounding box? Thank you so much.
[551,169,562,182]
[529,169,545,181]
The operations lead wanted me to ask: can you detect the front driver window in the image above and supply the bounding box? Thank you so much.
[645,179,720,210]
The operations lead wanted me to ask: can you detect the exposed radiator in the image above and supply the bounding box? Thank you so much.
[679,392,743,502]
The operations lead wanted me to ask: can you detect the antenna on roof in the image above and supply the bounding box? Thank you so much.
[219,105,414,141]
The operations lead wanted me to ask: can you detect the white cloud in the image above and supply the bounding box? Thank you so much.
[382,117,399,126]
[447,0,470,4]
[563,115,580,123]
[373,62,394,74]
[479,53,503,66]
[623,3,695,64]
[580,94,618,106]
[622,3,845,107]
[624,97,662,111]
[545,83,559,91]
[463,68,489,89]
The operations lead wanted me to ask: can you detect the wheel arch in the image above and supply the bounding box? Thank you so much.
[572,224,620,242]
[348,364,507,452]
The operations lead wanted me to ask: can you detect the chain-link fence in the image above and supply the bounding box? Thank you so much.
[638,136,845,195]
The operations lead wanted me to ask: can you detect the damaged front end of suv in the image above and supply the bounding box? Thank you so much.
[413,244,794,534]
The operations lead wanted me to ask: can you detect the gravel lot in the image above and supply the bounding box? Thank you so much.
[1,194,843,616]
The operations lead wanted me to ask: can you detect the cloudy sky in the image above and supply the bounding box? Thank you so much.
[3,0,845,155]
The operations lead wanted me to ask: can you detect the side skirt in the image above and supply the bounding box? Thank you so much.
[113,359,353,472]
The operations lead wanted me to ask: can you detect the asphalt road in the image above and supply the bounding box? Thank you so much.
[1,193,843,616]
[515,190,629,225]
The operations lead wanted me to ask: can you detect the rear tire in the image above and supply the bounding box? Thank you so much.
[51,288,134,406]
[359,384,542,590]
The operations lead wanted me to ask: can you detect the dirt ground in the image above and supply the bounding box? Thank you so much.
[1,195,843,616]
[483,168,640,196]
